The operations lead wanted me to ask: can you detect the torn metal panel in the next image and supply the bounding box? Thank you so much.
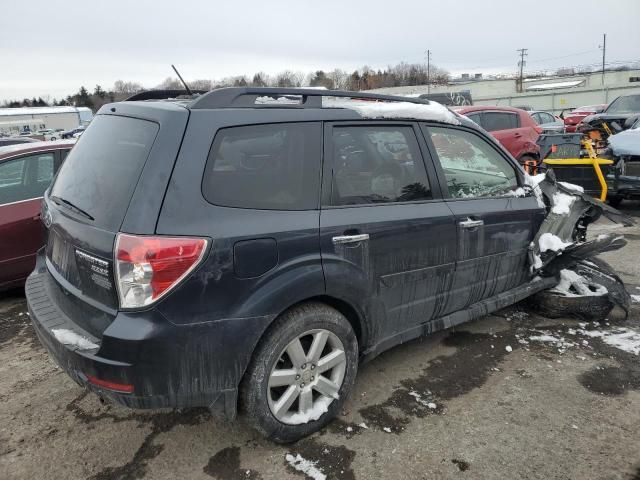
[527,169,634,313]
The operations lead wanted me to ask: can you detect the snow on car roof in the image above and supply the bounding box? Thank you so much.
[322,98,461,125]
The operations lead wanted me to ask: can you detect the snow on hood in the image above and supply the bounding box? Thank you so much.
[608,127,640,156]
[323,98,461,125]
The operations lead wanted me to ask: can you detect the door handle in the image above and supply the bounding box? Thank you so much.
[459,218,484,229]
[332,233,370,244]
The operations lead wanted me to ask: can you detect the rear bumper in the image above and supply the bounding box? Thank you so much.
[26,255,272,416]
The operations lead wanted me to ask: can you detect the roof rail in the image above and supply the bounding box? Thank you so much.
[189,87,430,110]
[125,89,208,102]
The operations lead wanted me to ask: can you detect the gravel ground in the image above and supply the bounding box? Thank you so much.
[1,205,639,480]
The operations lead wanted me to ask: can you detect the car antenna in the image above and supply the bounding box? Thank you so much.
[171,64,192,96]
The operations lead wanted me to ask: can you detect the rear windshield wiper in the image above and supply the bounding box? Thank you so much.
[50,195,95,221]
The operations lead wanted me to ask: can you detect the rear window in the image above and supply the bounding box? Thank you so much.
[50,115,158,230]
[482,112,519,131]
[202,122,321,210]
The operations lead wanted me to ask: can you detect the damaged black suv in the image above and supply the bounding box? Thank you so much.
[26,88,632,443]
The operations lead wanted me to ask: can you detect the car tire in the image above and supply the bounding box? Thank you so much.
[240,302,358,443]
[50,137,56,141]
[528,259,622,322]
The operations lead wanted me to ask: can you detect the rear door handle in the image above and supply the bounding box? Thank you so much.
[459,218,484,229]
[332,233,370,244]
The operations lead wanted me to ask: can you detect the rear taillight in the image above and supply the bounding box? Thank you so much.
[115,233,208,309]
[534,126,543,134]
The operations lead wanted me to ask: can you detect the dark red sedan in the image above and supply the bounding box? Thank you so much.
[0,140,74,291]
[452,105,542,164]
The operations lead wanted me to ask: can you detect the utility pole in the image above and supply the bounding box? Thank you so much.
[425,49,432,94]
[599,33,607,86]
[517,48,528,93]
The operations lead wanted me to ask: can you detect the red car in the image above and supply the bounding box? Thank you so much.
[0,140,74,291]
[562,104,607,133]
[453,106,542,164]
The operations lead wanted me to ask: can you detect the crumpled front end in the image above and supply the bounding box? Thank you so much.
[527,169,634,315]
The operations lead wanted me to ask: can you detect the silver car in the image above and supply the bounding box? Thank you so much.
[530,111,565,133]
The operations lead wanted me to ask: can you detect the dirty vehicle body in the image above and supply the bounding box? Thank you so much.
[605,121,640,206]
[453,105,542,165]
[25,88,632,442]
[0,140,74,291]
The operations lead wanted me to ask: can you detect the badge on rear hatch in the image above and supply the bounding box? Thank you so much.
[74,249,112,291]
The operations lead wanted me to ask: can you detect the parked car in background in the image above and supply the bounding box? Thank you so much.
[605,118,640,207]
[0,137,40,147]
[529,111,565,133]
[563,104,607,132]
[580,94,640,132]
[61,126,85,139]
[36,129,63,141]
[453,105,542,164]
[0,140,75,291]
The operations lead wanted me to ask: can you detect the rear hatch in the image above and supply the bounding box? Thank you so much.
[42,104,188,337]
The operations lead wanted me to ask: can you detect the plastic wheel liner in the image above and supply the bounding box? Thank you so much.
[527,169,635,316]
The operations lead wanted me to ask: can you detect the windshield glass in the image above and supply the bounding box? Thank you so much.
[50,115,158,230]
[606,95,640,114]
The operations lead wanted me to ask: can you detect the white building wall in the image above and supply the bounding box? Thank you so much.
[0,106,93,135]
[367,69,640,113]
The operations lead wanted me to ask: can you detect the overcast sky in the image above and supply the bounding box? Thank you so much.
[1,0,638,102]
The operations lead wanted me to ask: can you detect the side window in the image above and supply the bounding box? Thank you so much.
[541,113,555,124]
[331,125,431,206]
[202,123,321,210]
[466,113,483,128]
[530,113,542,125]
[428,127,518,199]
[0,153,55,205]
[482,112,518,131]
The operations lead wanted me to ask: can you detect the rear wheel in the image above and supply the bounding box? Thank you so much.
[241,302,358,443]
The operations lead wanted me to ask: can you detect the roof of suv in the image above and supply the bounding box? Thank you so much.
[121,87,469,127]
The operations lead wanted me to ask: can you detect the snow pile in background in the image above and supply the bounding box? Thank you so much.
[52,329,98,350]
[579,327,640,355]
[539,233,572,253]
[323,98,460,125]
[551,192,576,215]
[285,454,326,480]
[631,294,640,303]
[559,182,584,193]
[550,269,608,297]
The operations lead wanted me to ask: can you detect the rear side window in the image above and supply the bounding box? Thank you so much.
[482,112,519,131]
[330,125,431,205]
[0,153,55,205]
[51,115,158,229]
[202,123,321,210]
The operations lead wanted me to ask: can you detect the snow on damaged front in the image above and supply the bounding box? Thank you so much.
[527,169,635,318]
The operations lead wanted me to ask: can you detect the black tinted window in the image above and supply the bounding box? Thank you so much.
[482,112,519,131]
[331,126,431,205]
[466,113,483,127]
[202,123,321,210]
[51,115,158,229]
[606,95,640,114]
[0,153,55,205]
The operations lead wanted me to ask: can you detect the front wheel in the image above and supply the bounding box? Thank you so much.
[241,303,358,443]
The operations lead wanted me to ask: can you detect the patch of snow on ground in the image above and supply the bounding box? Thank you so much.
[324,98,460,125]
[630,294,640,303]
[383,427,392,433]
[285,454,326,480]
[550,270,608,297]
[528,331,576,353]
[551,192,576,215]
[51,329,98,350]
[559,181,584,193]
[539,233,572,253]
[578,327,640,355]
[505,345,513,352]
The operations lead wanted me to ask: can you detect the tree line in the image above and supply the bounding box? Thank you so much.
[1,61,450,110]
